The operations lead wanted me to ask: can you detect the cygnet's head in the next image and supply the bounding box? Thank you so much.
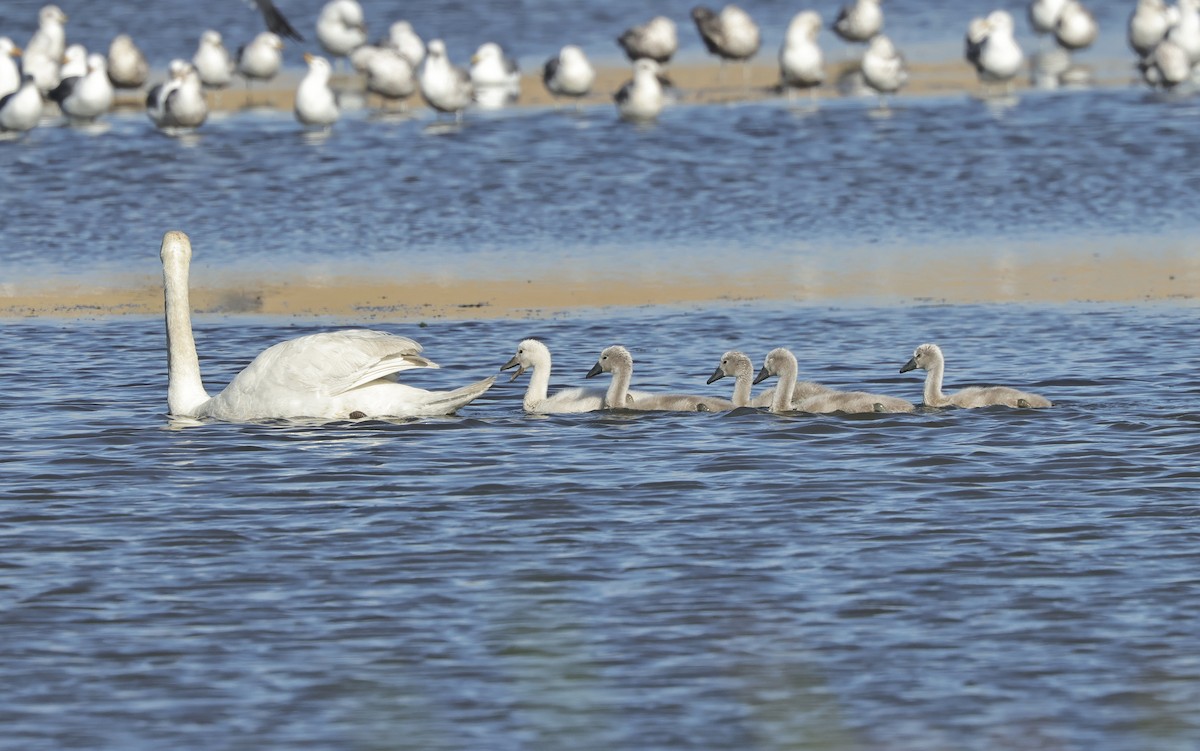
[586,345,633,378]
[501,339,550,381]
[708,351,753,384]
[900,343,943,373]
[754,347,796,385]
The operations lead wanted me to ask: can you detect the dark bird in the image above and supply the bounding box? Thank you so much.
[248,0,303,42]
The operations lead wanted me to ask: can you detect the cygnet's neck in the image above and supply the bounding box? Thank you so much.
[606,363,633,409]
[771,354,798,413]
[524,355,552,410]
[731,371,753,407]
[923,355,950,407]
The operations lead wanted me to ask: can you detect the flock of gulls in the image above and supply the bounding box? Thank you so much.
[161,231,1052,422]
[0,0,1198,135]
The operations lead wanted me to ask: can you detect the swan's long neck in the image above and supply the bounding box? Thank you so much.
[607,364,632,408]
[924,356,949,407]
[732,372,753,407]
[162,238,210,416]
[771,356,798,413]
[525,357,552,410]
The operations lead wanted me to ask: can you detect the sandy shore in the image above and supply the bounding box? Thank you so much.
[5,240,1197,320]
[113,55,1136,114]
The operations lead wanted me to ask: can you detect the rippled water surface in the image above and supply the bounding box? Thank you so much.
[3,305,1200,751]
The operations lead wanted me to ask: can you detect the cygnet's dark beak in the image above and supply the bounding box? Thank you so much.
[900,358,917,373]
[586,361,603,379]
[500,355,525,381]
[706,366,726,385]
[753,366,771,385]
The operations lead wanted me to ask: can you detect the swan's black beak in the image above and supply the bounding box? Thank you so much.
[753,366,771,385]
[900,357,917,373]
[706,366,726,385]
[500,355,525,382]
[586,361,603,379]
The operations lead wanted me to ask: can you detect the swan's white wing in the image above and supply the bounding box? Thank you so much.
[239,330,438,397]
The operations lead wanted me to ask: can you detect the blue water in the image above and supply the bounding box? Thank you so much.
[3,304,1200,751]
[4,2,1200,748]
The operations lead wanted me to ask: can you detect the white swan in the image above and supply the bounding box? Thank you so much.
[501,339,645,413]
[586,345,735,412]
[707,350,830,408]
[900,343,1052,409]
[160,231,495,421]
[755,348,915,414]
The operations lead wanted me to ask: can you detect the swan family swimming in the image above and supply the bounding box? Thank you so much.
[161,231,1052,423]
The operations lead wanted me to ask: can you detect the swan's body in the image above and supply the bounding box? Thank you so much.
[755,348,914,414]
[615,59,665,121]
[780,12,825,96]
[50,53,115,121]
[543,45,595,104]
[419,39,473,119]
[501,339,645,413]
[586,345,734,412]
[295,53,339,127]
[107,34,148,89]
[707,350,830,408]
[194,30,235,88]
[900,343,1052,409]
[161,231,494,421]
[617,16,678,65]
[832,0,883,44]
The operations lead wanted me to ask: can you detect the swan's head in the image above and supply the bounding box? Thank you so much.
[900,343,943,373]
[160,230,192,268]
[500,338,550,381]
[708,350,752,384]
[586,345,632,379]
[754,347,796,385]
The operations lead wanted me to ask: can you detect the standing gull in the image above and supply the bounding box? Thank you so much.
[50,53,114,122]
[966,10,1025,94]
[147,60,207,133]
[860,34,907,106]
[358,46,415,109]
[194,31,235,88]
[295,53,339,128]
[614,58,665,121]
[617,16,678,65]
[107,35,148,89]
[23,4,68,93]
[0,38,21,98]
[543,45,595,109]
[1128,0,1172,58]
[832,0,884,46]
[386,21,425,67]
[317,0,368,67]
[237,31,285,94]
[692,5,762,83]
[0,75,44,134]
[470,42,520,109]
[779,11,825,102]
[419,39,473,121]
[1054,0,1099,51]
